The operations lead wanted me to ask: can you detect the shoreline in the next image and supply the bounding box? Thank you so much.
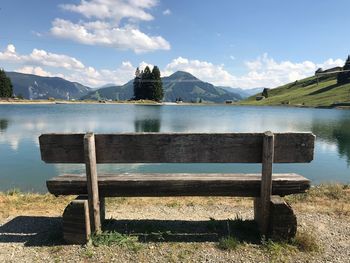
[1,99,350,109]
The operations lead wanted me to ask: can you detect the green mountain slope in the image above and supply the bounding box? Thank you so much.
[81,71,242,103]
[80,84,129,100]
[7,72,91,100]
[240,74,350,107]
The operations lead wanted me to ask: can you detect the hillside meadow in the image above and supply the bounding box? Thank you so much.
[241,75,350,108]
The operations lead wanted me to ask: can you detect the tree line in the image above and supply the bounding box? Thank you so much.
[0,69,13,98]
[337,55,350,85]
[133,66,163,101]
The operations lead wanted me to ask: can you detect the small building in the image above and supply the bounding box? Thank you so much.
[225,100,233,104]
[315,66,343,75]
[256,96,265,101]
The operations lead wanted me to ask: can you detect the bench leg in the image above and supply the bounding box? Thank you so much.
[254,196,297,240]
[100,196,105,224]
[62,197,91,244]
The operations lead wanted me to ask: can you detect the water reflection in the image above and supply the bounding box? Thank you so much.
[0,119,9,132]
[0,104,350,192]
[311,116,350,164]
[134,105,161,132]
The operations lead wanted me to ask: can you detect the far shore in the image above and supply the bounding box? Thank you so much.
[1,99,350,109]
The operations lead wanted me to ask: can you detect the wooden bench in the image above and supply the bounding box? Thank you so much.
[39,132,315,244]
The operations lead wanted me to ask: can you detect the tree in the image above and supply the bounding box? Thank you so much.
[337,55,350,85]
[141,66,153,100]
[262,88,269,98]
[133,67,142,100]
[151,66,163,101]
[0,69,13,98]
[133,65,163,101]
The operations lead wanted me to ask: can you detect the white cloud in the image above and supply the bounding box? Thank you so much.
[162,9,171,15]
[163,54,345,88]
[163,57,236,86]
[0,44,85,70]
[60,0,157,22]
[1,44,345,89]
[239,53,344,88]
[0,44,137,87]
[17,66,58,78]
[51,0,170,53]
[0,44,20,61]
[51,19,170,53]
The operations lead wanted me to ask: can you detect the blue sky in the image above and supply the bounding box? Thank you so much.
[0,0,349,88]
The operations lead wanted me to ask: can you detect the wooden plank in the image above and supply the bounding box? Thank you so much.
[62,199,90,244]
[259,131,274,236]
[84,133,101,234]
[46,173,310,197]
[39,133,315,164]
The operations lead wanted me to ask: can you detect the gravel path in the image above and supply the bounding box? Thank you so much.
[0,199,349,263]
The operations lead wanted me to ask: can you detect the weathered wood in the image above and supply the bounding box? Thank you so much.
[46,173,310,197]
[254,195,297,240]
[62,199,91,244]
[84,133,101,234]
[269,196,297,240]
[259,131,274,236]
[100,196,105,224]
[39,133,315,164]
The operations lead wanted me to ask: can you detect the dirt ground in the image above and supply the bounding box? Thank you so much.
[0,185,349,263]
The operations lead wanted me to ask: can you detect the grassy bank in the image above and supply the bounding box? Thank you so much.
[0,184,349,262]
[240,75,350,108]
[1,184,348,218]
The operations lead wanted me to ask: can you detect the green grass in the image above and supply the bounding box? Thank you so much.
[291,229,322,252]
[91,231,142,252]
[240,74,350,107]
[261,229,320,262]
[217,236,240,250]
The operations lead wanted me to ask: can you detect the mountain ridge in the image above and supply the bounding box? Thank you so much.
[5,70,260,103]
[6,71,91,100]
[81,71,243,103]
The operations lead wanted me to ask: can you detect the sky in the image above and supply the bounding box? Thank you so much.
[0,0,349,89]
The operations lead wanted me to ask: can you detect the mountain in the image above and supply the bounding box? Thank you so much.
[240,73,350,107]
[99,83,117,89]
[6,72,91,100]
[218,87,264,98]
[82,71,242,103]
[81,84,129,101]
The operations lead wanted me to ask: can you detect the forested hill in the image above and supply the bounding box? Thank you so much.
[81,71,242,103]
[6,72,91,100]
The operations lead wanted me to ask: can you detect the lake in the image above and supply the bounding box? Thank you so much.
[0,104,349,192]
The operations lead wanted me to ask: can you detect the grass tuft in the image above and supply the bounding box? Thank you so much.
[217,236,240,250]
[91,231,141,252]
[291,229,321,252]
[6,188,21,196]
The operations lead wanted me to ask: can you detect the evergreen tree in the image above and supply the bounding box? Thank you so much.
[337,55,350,85]
[0,69,13,98]
[133,65,163,101]
[133,67,141,99]
[262,88,269,98]
[151,66,163,101]
[141,66,153,100]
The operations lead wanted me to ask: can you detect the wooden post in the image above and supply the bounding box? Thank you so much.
[259,131,274,236]
[84,132,101,234]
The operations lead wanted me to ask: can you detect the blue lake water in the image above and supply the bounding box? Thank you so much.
[0,104,349,192]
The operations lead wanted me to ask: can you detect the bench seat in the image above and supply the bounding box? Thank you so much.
[47,173,310,197]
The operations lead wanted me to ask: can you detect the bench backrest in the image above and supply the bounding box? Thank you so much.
[39,132,315,164]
